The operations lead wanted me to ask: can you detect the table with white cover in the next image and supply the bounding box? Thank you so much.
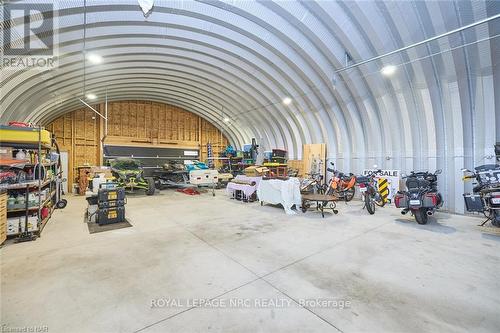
[257,178,302,214]
[226,175,262,201]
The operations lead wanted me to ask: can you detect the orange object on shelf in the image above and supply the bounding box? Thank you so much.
[0,158,27,167]
[8,122,29,127]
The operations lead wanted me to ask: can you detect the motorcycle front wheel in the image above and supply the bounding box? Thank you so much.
[365,194,375,215]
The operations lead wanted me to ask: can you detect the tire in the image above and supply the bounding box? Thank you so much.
[56,199,67,209]
[414,208,428,225]
[365,194,375,215]
[344,187,355,202]
[492,210,500,227]
[145,178,155,196]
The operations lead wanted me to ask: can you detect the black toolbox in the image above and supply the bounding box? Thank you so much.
[98,187,126,202]
[97,207,126,225]
[95,183,127,224]
[98,199,126,208]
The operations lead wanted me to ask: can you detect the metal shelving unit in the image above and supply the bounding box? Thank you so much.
[0,126,58,242]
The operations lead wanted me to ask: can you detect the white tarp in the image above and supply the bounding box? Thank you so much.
[257,178,302,214]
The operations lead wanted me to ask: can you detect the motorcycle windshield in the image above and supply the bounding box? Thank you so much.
[474,164,500,172]
[476,166,500,187]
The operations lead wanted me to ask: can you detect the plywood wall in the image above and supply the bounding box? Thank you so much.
[303,143,327,176]
[105,101,201,145]
[287,144,327,178]
[46,100,228,188]
[288,160,305,177]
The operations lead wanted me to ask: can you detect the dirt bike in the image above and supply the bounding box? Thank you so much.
[462,164,500,227]
[394,170,443,224]
[325,162,356,201]
[356,170,385,215]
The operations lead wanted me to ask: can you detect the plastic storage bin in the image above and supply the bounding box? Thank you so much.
[0,126,52,146]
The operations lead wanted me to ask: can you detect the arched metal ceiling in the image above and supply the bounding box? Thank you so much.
[1,0,499,213]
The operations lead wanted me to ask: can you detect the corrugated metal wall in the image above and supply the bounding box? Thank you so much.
[0,0,498,213]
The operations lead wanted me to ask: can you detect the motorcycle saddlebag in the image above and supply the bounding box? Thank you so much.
[394,193,407,208]
[423,193,439,208]
[463,193,484,212]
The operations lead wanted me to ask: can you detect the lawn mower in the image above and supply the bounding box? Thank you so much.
[109,158,155,195]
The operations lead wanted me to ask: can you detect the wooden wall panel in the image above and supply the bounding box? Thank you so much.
[302,143,327,176]
[200,119,229,168]
[46,100,229,189]
[288,160,305,177]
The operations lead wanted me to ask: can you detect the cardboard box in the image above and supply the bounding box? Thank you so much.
[0,147,13,159]
[244,166,269,177]
[7,217,21,235]
[7,216,38,235]
[90,166,113,178]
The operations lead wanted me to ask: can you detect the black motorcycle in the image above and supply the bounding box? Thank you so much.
[356,170,385,215]
[462,164,500,227]
[394,170,443,224]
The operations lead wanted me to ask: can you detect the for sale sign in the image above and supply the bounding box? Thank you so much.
[362,169,401,200]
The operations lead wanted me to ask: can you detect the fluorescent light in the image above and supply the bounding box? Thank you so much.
[86,53,103,64]
[381,65,396,76]
[86,93,97,100]
[282,97,292,105]
[223,117,230,123]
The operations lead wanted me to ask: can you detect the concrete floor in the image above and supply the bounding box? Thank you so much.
[1,190,499,333]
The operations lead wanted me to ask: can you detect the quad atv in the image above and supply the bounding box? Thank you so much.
[153,161,190,189]
[109,158,155,195]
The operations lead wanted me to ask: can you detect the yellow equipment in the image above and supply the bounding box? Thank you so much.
[0,126,52,147]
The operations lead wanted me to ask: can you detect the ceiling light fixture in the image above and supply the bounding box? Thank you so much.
[381,65,396,76]
[86,53,103,64]
[223,117,230,123]
[138,0,155,17]
[86,93,97,100]
[282,97,292,105]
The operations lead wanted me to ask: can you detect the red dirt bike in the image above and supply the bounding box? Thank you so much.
[324,162,356,201]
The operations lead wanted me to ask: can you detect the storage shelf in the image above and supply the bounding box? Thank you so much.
[7,191,55,213]
[1,179,53,190]
[0,142,52,150]
[1,127,57,240]
[6,204,55,237]
[0,161,57,168]
[22,162,57,167]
